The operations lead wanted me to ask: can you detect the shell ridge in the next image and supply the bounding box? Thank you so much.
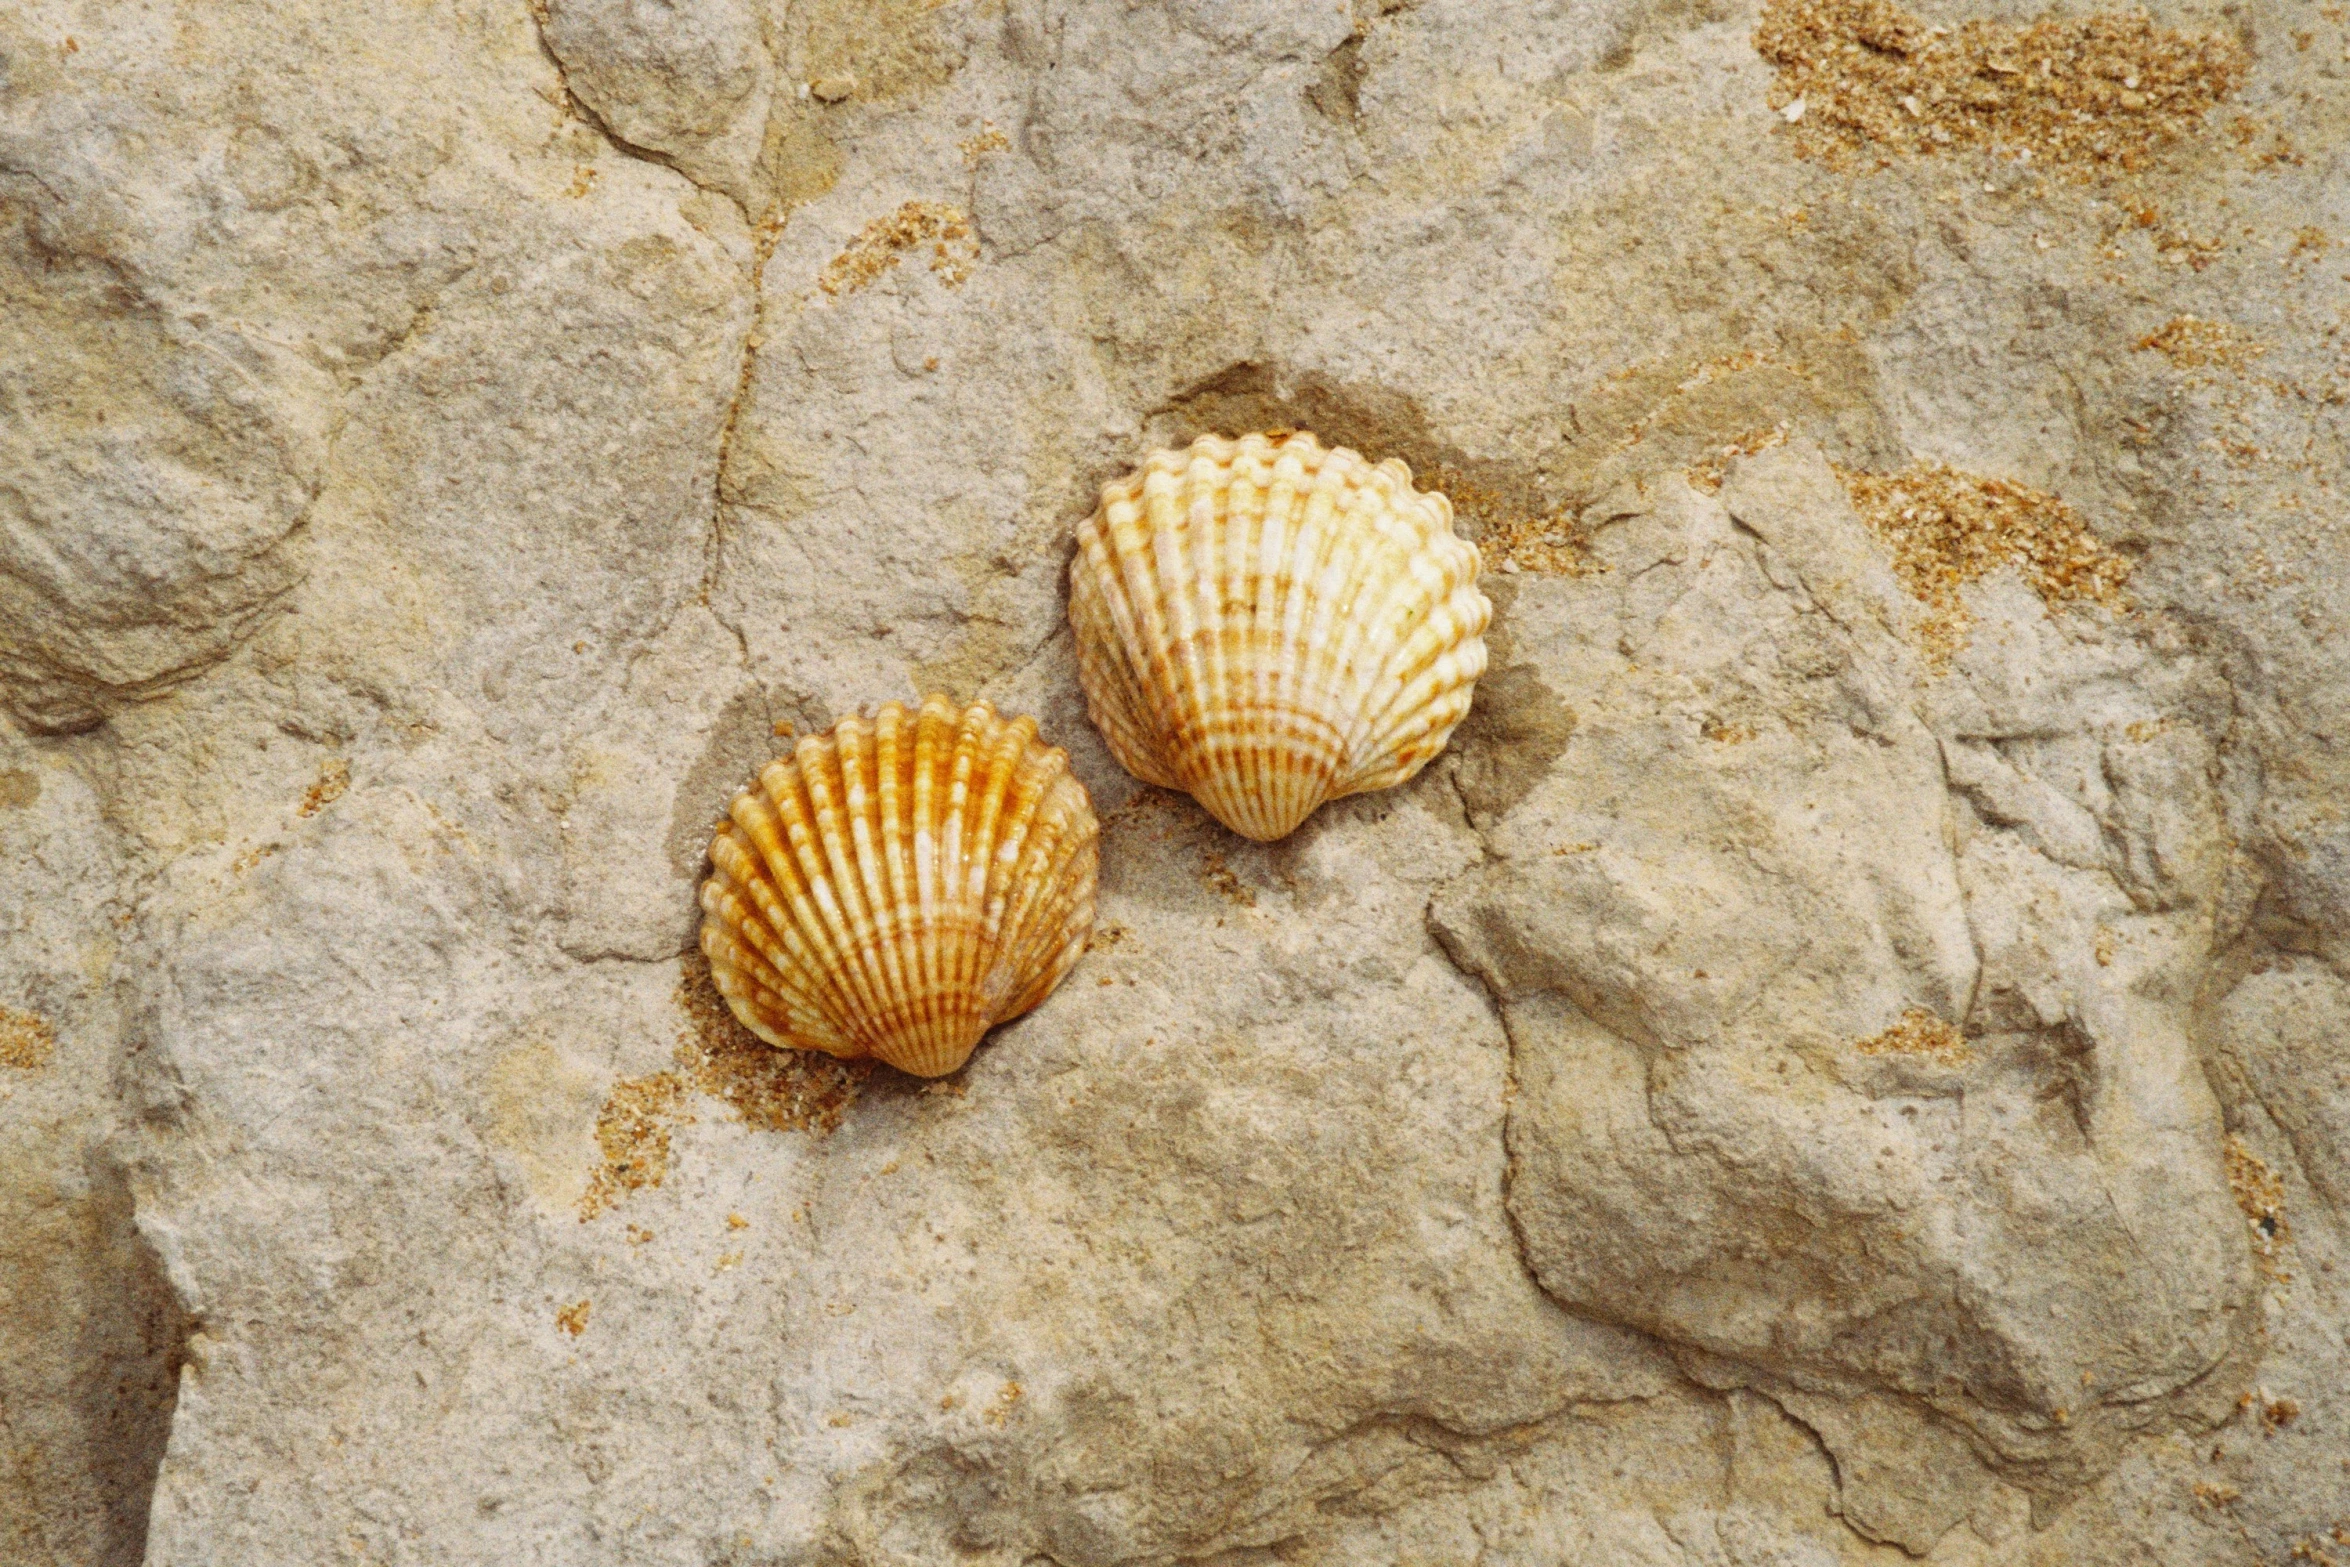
[1094,499,1185,786]
[1330,523,1452,768]
[1327,503,1483,784]
[700,868,857,1055]
[939,703,1006,1058]
[909,695,961,1056]
[709,815,798,955]
[706,836,819,1000]
[1070,517,1159,783]
[920,709,1032,1070]
[1245,447,1292,836]
[988,751,1076,996]
[1196,451,1238,831]
[1261,463,1319,838]
[1117,482,1189,779]
[850,708,922,1053]
[996,822,1095,1019]
[1319,486,1421,767]
[1079,629,1169,788]
[876,703,935,1058]
[771,739,862,992]
[986,749,1056,933]
[917,699,985,1068]
[829,717,911,1057]
[698,879,788,995]
[934,706,983,1045]
[1237,436,1291,839]
[701,917,856,1056]
[726,786,804,921]
[735,775,872,1049]
[975,758,1048,1019]
[1348,581,1492,768]
[895,708,971,1074]
[1000,850,1096,1019]
[1158,457,1218,796]
[1302,447,1372,793]
[1224,449,1265,838]
[1258,445,1327,839]
[1275,453,1357,834]
[1205,441,1270,808]
[996,789,1095,1015]
[798,725,896,1059]
[969,715,1036,958]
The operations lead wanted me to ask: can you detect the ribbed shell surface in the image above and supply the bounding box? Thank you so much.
[698,696,1098,1078]
[1068,430,1492,841]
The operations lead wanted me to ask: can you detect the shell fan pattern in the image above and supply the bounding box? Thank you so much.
[699,696,1099,1078]
[1068,430,1492,841]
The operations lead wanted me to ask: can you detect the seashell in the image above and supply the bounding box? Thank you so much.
[698,695,1098,1078]
[1068,430,1492,842]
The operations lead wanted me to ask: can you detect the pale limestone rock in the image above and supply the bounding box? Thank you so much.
[1431,452,2253,1543]
[2213,966,2350,1223]
[129,760,1664,1564]
[0,200,321,732]
[0,724,185,1565]
[542,0,776,203]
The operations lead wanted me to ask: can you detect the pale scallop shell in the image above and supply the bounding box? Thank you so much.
[698,695,1098,1078]
[1068,430,1492,841]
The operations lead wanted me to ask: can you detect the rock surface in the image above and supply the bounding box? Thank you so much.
[1433,450,2254,1548]
[3,0,2347,1562]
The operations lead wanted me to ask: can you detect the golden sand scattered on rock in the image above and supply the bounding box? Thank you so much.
[673,969,866,1136]
[958,124,1009,167]
[296,758,349,817]
[1841,460,2131,669]
[1757,0,2249,172]
[1480,510,1605,576]
[1413,463,1603,578]
[0,1006,56,1071]
[578,1072,688,1221]
[2224,1133,2289,1280]
[1196,849,1256,910]
[575,976,867,1222]
[816,201,976,296]
[2249,1389,2299,1431]
[1853,1006,1974,1066]
[2136,315,2268,370]
[1687,425,1792,494]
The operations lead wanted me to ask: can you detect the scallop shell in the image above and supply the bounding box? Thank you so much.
[1068,430,1492,841]
[698,695,1098,1078]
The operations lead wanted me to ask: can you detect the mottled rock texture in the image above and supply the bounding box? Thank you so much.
[3,0,2346,1563]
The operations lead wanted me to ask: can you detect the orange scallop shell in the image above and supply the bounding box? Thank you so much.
[698,695,1098,1077]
